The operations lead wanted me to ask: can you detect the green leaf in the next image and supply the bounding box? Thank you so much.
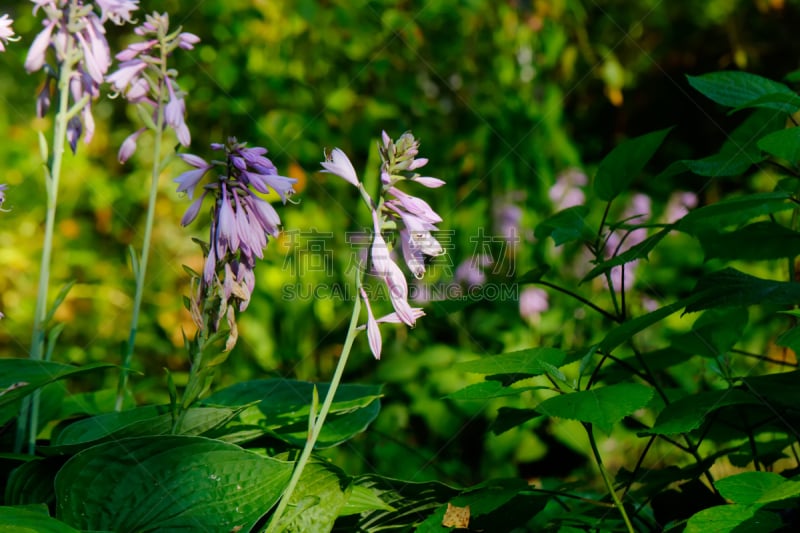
[716,472,787,505]
[742,370,800,409]
[687,71,795,110]
[758,126,800,164]
[0,506,80,533]
[642,389,759,435]
[339,485,396,516]
[45,405,242,454]
[456,348,567,378]
[593,127,672,201]
[43,281,76,327]
[273,458,351,533]
[684,505,781,533]
[756,478,800,504]
[516,265,551,284]
[777,326,800,353]
[534,206,594,246]
[730,92,800,114]
[659,109,784,178]
[670,308,748,358]
[675,191,792,235]
[447,382,547,401]
[55,435,292,532]
[337,474,460,532]
[698,222,800,261]
[491,407,541,435]
[582,227,671,282]
[203,379,382,448]
[599,297,696,353]
[686,268,800,313]
[4,457,63,507]
[0,360,114,425]
[536,383,654,434]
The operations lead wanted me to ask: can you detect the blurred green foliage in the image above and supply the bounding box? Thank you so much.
[3,0,800,505]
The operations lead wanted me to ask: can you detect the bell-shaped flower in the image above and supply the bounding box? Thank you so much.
[321,148,360,186]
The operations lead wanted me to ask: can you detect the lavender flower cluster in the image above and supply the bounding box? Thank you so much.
[174,138,296,341]
[322,132,446,359]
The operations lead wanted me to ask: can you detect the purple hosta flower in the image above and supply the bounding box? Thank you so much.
[176,138,295,341]
[663,191,698,224]
[454,254,493,288]
[108,12,198,161]
[519,287,549,323]
[0,14,17,52]
[549,168,588,211]
[26,1,138,152]
[322,132,444,360]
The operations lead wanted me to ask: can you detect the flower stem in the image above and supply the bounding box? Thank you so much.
[266,288,363,533]
[15,54,75,455]
[115,73,167,411]
[584,423,635,533]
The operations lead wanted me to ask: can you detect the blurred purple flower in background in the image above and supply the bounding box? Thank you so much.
[0,14,17,51]
[663,191,698,223]
[108,11,199,161]
[549,168,588,210]
[25,0,139,152]
[176,138,296,329]
[519,287,549,323]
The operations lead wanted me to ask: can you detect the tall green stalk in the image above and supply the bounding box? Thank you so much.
[15,46,80,455]
[585,423,635,533]
[266,286,363,533]
[115,52,169,412]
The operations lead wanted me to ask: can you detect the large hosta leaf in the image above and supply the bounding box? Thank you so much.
[0,505,79,532]
[55,435,292,532]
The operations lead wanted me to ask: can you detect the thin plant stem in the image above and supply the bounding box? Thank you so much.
[115,48,169,411]
[15,53,75,455]
[584,423,635,533]
[266,286,363,533]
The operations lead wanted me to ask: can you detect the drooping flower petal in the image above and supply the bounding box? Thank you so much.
[118,127,145,163]
[360,287,382,360]
[321,148,359,186]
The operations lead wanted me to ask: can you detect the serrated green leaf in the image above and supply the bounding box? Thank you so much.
[758,126,800,164]
[642,389,758,435]
[203,379,382,448]
[0,506,80,532]
[447,381,547,401]
[594,127,672,201]
[675,191,791,235]
[687,71,795,110]
[583,227,671,282]
[684,504,781,533]
[456,348,567,377]
[686,268,800,313]
[534,205,594,246]
[670,308,748,358]
[536,383,654,434]
[55,436,292,532]
[698,222,800,261]
[716,472,787,504]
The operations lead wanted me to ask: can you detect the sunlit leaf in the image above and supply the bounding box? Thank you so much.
[456,348,567,377]
[536,383,654,434]
[684,504,781,533]
[716,472,787,504]
[0,505,79,532]
[55,436,292,531]
[642,389,759,435]
[757,126,800,164]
